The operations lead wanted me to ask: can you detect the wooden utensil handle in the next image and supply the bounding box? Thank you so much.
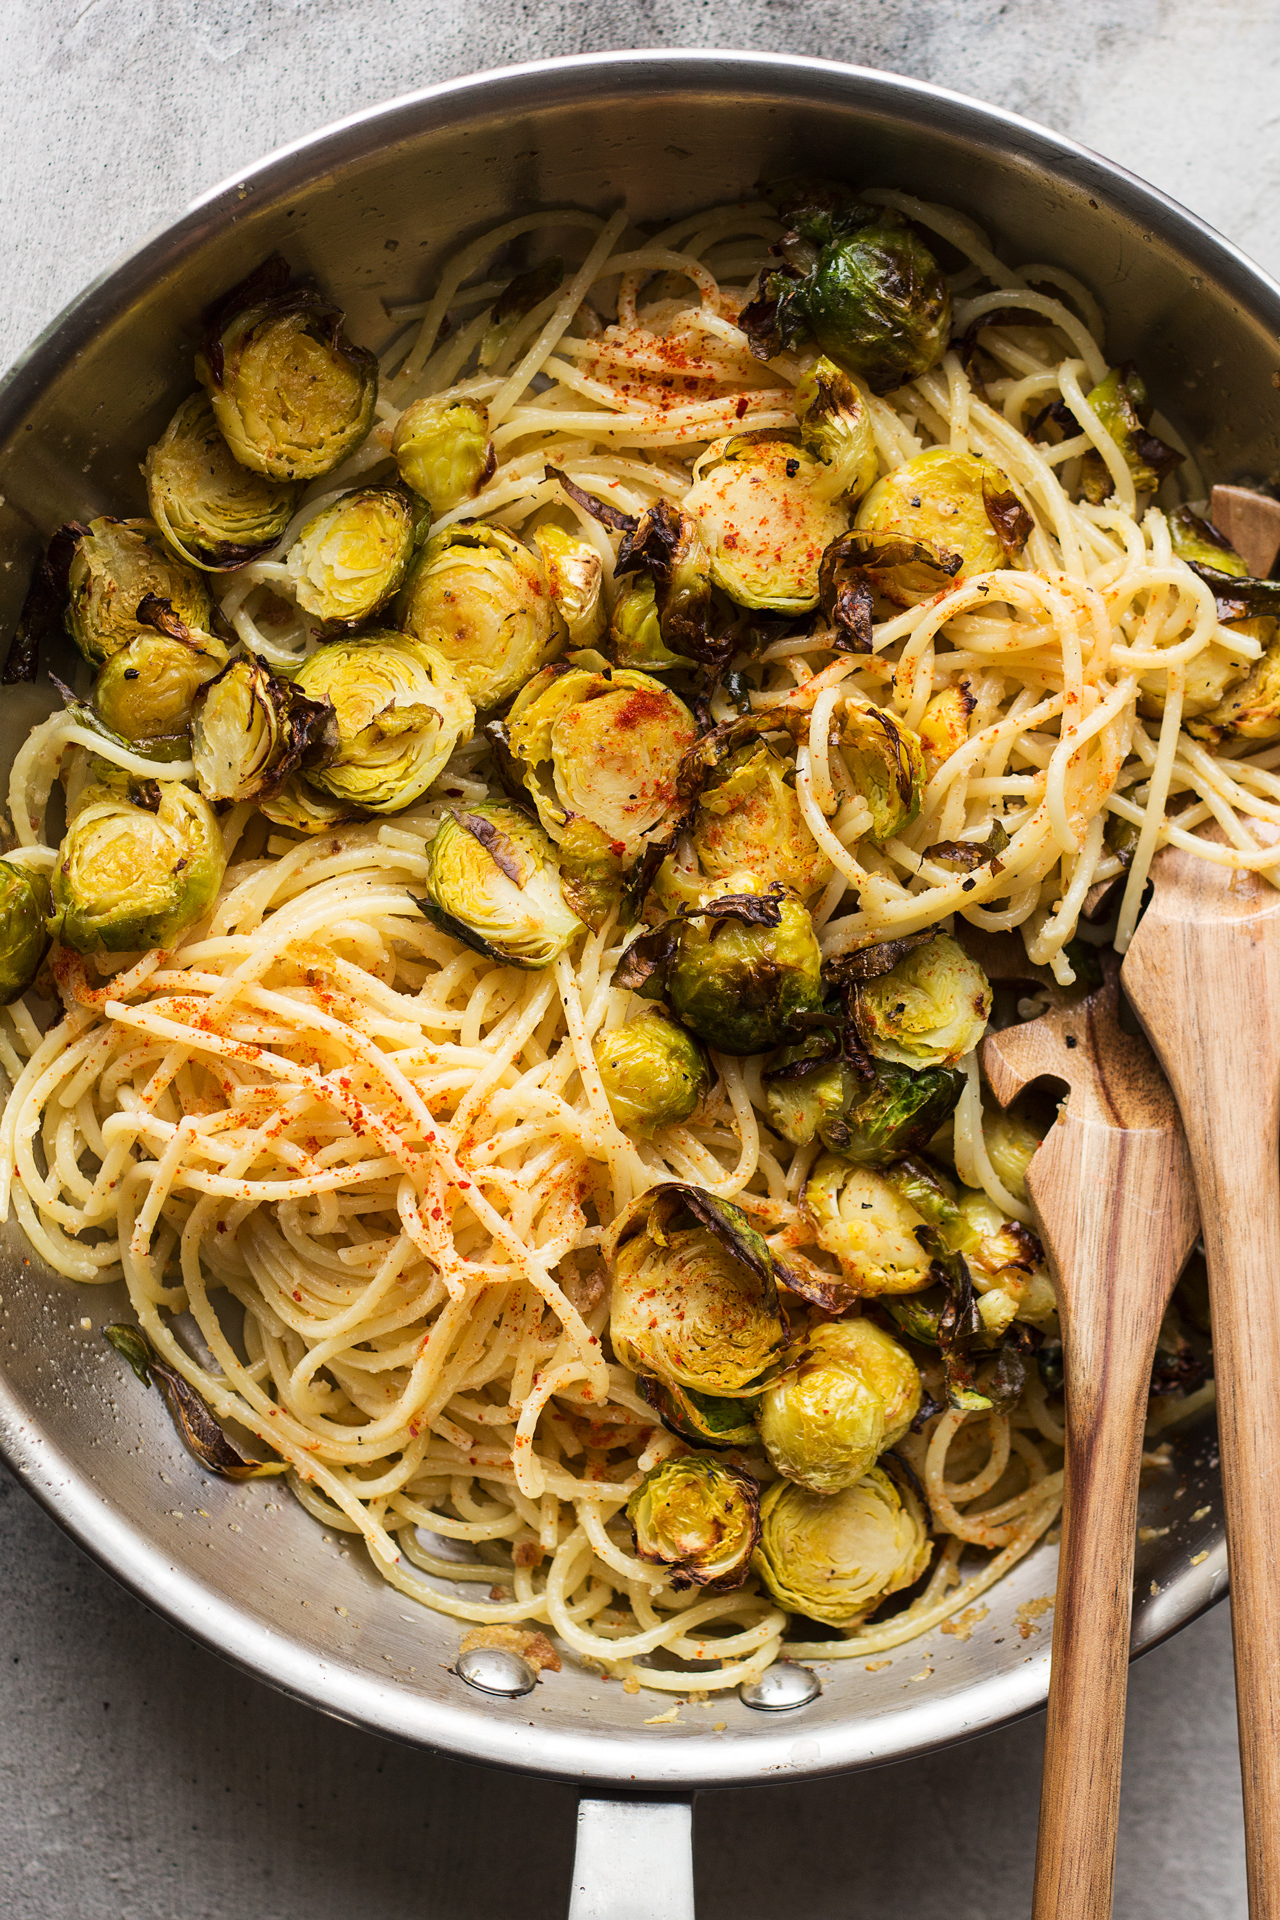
[1033,1360,1150,1920]
[1029,1111,1193,1920]
[1174,1113,1280,1920]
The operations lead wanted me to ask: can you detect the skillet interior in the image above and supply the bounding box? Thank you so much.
[0,49,1252,1787]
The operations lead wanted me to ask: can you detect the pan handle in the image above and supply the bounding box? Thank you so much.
[568,1791,696,1920]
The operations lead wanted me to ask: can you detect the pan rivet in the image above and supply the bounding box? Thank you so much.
[738,1664,820,1711]
[455,1647,537,1697]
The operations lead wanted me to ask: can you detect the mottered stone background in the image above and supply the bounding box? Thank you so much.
[0,1,1268,1913]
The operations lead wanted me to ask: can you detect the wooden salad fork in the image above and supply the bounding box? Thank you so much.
[1122,831,1280,1920]
[974,938,1199,1920]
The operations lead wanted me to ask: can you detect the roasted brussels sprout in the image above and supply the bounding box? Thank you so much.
[191,658,337,804]
[613,499,716,659]
[626,1453,761,1591]
[842,701,926,845]
[767,1047,965,1165]
[64,518,213,667]
[757,1316,922,1494]
[0,861,50,1002]
[984,1107,1042,1206]
[285,486,417,626]
[195,257,378,481]
[1191,640,1280,741]
[293,631,473,814]
[1079,365,1182,504]
[756,1325,884,1493]
[741,205,950,396]
[683,435,849,614]
[853,449,1023,606]
[764,1042,849,1149]
[619,876,825,1056]
[1168,506,1249,579]
[144,392,302,571]
[692,742,831,896]
[918,680,976,769]
[532,525,606,648]
[607,577,684,671]
[958,1190,1056,1332]
[258,774,353,836]
[592,1008,710,1137]
[506,664,697,864]
[391,397,495,514]
[416,800,581,969]
[856,934,992,1069]
[50,783,226,954]
[395,523,566,710]
[93,600,228,750]
[794,356,878,503]
[636,1374,760,1450]
[606,1184,791,1397]
[804,1155,935,1295]
[753,1466,932,1626]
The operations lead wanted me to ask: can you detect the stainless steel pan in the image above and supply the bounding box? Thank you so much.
[0,50,1261,1915]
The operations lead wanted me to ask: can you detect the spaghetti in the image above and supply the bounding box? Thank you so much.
[1,187,1248,1692]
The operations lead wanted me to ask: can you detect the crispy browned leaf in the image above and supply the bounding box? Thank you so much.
[104,1323,287,1481]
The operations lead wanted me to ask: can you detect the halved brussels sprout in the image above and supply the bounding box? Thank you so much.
[842,702,926,845]
[853,449,1022,606]
[836,1317,923,1445]
[636,1374,761,1450]
[395,523,566,710]
[619,875,824,1056]
[882,1155,980,1257]
[692,742,831,896]
[606,1184,791,1397]
[144,392,302,571]
[191,658,337,804]
[856,934,992,1069]
[607,577,684,671]
[416,800,581,969]
[50,782,226,954]
[767,1047,966,1165]
[285,486,417,625]
[1187,634,1280,742]
[918,680,976,769]
[195,258,378,481]
[1168,506,1249,579]
[804,1156,935,1295]
[741,206,951,396]
[794,356,878,503]
[0,861,50,1002]
[293,631,473,814]
[984,1107,1043,1206]
[65,518,213,667]
[753,1466,932,1627]
[756,1326,885,1494]
[532,525,606,648]
[626,1453,761,1592]
[757,1316,921,1493]
[958,1189,1055,1332]
[1140,640,1245,721]
[765,1041,849,1149]
[684,435,849,614]
[391,398,495,514]
[613,500,716,659]
[94,599,228,750]
[1079,365,1182,504]
[592,1008,710,1137]
[259,775,353,836]
[505,664,697,864]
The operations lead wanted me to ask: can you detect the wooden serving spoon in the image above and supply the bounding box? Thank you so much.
[1122,831,1280,1920]
[976,938,1199,1920]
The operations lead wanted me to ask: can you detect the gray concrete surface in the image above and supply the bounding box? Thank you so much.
[0,1,1269,1912]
